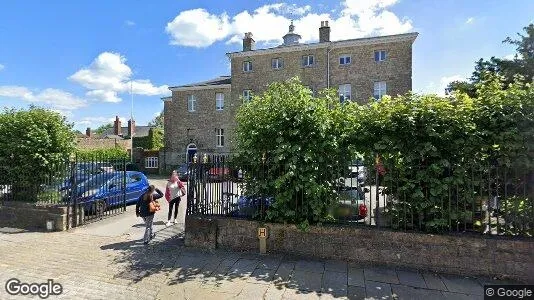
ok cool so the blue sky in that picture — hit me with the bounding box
[0,0,533,131]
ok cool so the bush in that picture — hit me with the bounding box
[234,78,357,225]
[75,147,129,160]
[0,106,75,200]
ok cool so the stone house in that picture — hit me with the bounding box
[162,21,418,168]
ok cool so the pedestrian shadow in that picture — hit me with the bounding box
[131,221,166,228]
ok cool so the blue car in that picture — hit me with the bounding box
[70,171,149,215]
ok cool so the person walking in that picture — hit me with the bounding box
[136,185,163,244]
[165,170,185,226]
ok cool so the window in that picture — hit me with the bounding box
[338,84,351,103]
[243,61,253,72]
[374,50,387,62]
[216,93,224,110]
[302,55,314,67]
[128,174,143,183]
[216,128,224,147]
[272,58,283,69]
[339,55,351,65]
[374,81,387,100]
[243,89,252,103]
[187,95,196,112]
[145,157,158,169]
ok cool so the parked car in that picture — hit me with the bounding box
[229,196,273,217]
[207,167,231,182]
[59,162,115,190]
[66,171,149,215]
[348,159,367,183]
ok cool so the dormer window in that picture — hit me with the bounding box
[243,61,253,72]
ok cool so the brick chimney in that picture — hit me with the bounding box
[128,119,135,137]
[113,116,121,136]
[86,127,91,137]
[319,21,330,43]
[242,32,255,51]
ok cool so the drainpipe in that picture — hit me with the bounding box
[327,45,333,89]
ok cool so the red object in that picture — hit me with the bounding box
[359,203,368,217]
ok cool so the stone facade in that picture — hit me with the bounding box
[163,22,418,167]
[185,216,534,283]
[0,202,84,231]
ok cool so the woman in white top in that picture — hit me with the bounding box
[165,170,185,226]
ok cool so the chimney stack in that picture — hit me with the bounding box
[319,21,330,43]
[86,127,91,137]
[114,116,121,136]
[242,32,255,51]
[128,119,136,137]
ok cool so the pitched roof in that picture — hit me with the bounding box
[169,76,231,89]
[100,125,155,138]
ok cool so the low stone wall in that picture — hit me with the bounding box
[185,215,534,283]
[0,202,84,231]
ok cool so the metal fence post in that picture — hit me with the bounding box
[122,158,127,212]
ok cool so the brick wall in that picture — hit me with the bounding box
[185,216,534,283]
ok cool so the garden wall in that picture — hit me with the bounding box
[0,202,83,231]
[185,215,534,283]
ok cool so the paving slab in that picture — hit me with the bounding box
[365,281,392,299]
[364,267,400,284]
[422,273,448,291]
[288,270,324,292]
[392,284,445,300]
[295,260,325,273]
[274,261,296,283]
[324,260,348,273]
[440,275,484,295]
[264,284,287,300]
[322,271,348,297]
[347,267,365,287]
[396,269,427,288]
[250,267,276,283]
[442,291,483,300]
[347,286,366,300]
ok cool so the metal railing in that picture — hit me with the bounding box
[185,154,533,237]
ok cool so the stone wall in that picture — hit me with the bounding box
[76,137,131,150]
[185,216,534,283]
[0,202,84,231]
[164,86,233,159]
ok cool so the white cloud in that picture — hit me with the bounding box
[465,17,475,24]
[503,53,516,60]
[69,52,169,102]
[75,116,126,128]
[166,0,413,48]
[0,86,86,110]
[0,64,4,71]
[125,20,136,26]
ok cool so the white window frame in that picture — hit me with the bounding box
[375,50,387,62]
[243,61,253,72]
[243,90,252,103]
[145,157,159,169]
[272,58,283,69]
[374,81,387,100]
[216,128,224,147]
[338,84,351,103]
[339,55,351,65]
[302,55,314,67]
[215,93,224,110]
[187,95,196,112]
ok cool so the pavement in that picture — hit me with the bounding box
[0,178,519,299]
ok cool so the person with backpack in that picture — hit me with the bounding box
[165,170,186,226]
[136,185,163,244]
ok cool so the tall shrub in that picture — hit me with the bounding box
[234,78,356,225]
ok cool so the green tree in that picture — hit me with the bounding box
[0,106,76,199]
[148,111,164,130]
[94,123,113,135]
[234,78,356,225]
[447,23,534,96]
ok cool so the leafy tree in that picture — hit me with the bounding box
[94,123,113,135]
[148,111,164,130]
[233,78,356,226]
[0,106,76,199]
[447,23,534,96]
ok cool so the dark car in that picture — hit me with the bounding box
[67,171,149,215]
[175,164,190,181]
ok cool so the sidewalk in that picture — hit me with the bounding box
[0,220,517,300]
